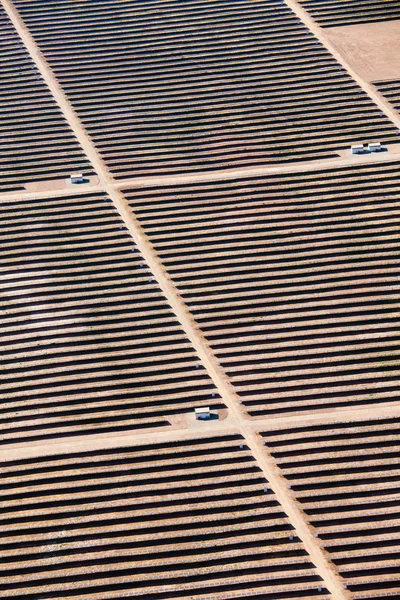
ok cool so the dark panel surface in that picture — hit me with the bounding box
[127,160,400,417]
[0,191,222,446]
[298,0,400,28]
[262,417,400,598]
[0,8,92,192]
[0,433,329,600]
[13,0,400,177]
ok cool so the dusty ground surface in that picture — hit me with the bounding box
[24,174,100,192]
[324,19,400,82]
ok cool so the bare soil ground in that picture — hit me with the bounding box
[24,174,100,192]
[324,19,400,82]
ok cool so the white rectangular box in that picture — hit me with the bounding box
[195,407,211,420]
[351,144,365,154]
[70,173,84,184]
[368,142,382,152]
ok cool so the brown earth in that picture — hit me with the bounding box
[324,19,400,82]
[24,174,100,192]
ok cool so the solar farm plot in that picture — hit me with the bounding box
[126,160,400,418]
[11,0,400,178]
[0,7,92,193]
[0,432,330,600]
[261,416,400,599]
[374,80,400,113]
[297,0,400,28]
[0,191,223,447]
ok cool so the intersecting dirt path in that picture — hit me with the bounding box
[1,1,399,598]
[284,0,400,132]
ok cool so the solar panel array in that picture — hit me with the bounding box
[11,0,400,178]
[297,0,400,28]
[0,191,223,447]
[262,417,400,599]
[0,433,329,600]
[1,0,400,597]
[127,160,400,417]
[0,8,92,192]
[374,80,400,115]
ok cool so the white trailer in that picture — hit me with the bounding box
[70,173,85,184]
[195,407,211,420]
[351,144,365,155]
[368,142,382,152]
